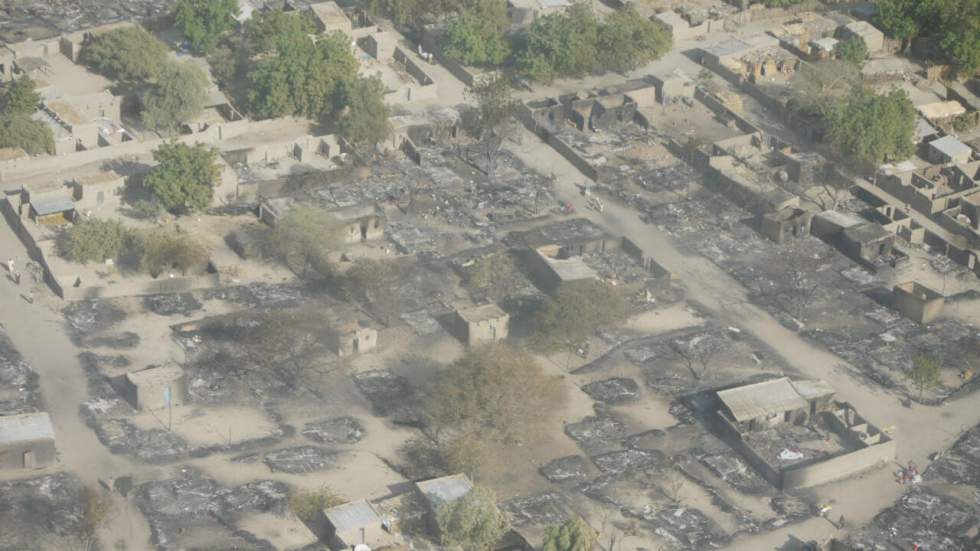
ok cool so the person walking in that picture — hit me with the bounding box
[5,258,13,273]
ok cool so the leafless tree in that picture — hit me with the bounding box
[670,332,723,380]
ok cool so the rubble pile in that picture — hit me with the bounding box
[0,331,40,414]
[501,492,570,527]
[581,377,640,404]
[539,455,589,483]
[63,299,126,343]
[564,415,628,454]
[352,369,423,426]
[0,473,95,550]
[0,0,176,40]
[302,416,365,445]
[143,293,203,317]
[847,487,978,551]
[135,467,287,551]
[263,445,339,473]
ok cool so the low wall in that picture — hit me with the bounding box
[713,413,783,486]
[420,27,478,87]
[621,237,672,287]
[545,131,598,180]
[782,439,896,489]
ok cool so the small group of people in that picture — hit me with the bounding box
[897,460,921,485]
[5,257,33,303]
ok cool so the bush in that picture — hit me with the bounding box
[60,218,131,264]
[336,76,391,153]
[436,486,509,551]
[141,230,210,276]
[834,37,868,66]
[0,77,41,116]
[80,26,169,82]
[290,486,345,523]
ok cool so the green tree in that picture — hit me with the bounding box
[144,142,221,213]
[436,486,509,551]
[0,77,40,116]
[140,229,210,276]
[517,3,601,82]
[142,62,210,133]
[441,9,511,66]
[245,8,317,55]
[835,37,868,66]
[246,23,359,119]
[909,355,942,398]
[173,0,239,55]
[368,0,458,27]
[426,344,563,455]
[0,114,53,155]
[290,486,346,523]
[80,26,169,82]
[532,280,628,354]
[824,87,915,166]
[60,218,131,264]
[269,205,344,279]
[874,0,923,42]
[542,518,597,551]
[597,6,672,73]
[336,76,391,155]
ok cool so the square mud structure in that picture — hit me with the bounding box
[0,412,56,470]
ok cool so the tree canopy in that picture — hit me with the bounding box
[464,73,519,181]
[144,142,221,213]
[542,518,597,551]
[824,87,915,166]
[426,343,563,469]
[60,218,131,264]
[441,1,511,66]
[269,205,344,279]
[336,76,392,154]
[909,355,942,398]
[532,280,629,352]
[875,0,980,74]
[0,114,54,155]
[0,77,40,116]
[173,0,239,55]
[517,4,670,82]
[141,62,210,133]
[140,229,210,276]
[0,78,52,155]
[436,486,509,551]
[80,26,170,82]
[245,19,359,119]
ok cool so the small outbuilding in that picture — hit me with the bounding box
[760,207,812,244]
[416,473,474,533]
[453,303,509,345]
[329,321,378,357]
[0,412,56,470]
[892,281,944,324]
[121,366,185,411]
[317,499,399,550]
[309,1,353,36]
[928,135,974,165]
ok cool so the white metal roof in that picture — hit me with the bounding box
[0,412,55,445]
[717,377,809,423]
[416,473,473,508]
[325,500,381,534]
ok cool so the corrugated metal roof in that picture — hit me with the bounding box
[416,474,473,508]
[930,135,972,159]
[325,500,381,533]
[790,379,835,402]
[0,412,55,445]
[31,196,74,216]
[717,378,809,423]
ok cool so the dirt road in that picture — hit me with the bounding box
[506,128,980,545]
[0,221,151,549]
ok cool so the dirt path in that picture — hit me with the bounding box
[0,222,151,550]
[506,128,980,543]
